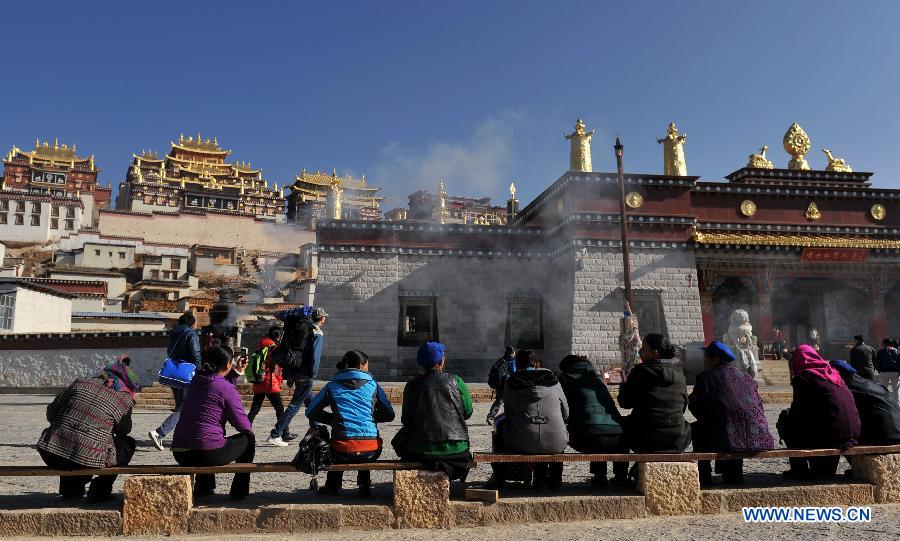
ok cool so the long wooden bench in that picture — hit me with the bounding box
[0,461,425,477]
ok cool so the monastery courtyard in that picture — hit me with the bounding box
[2,393,898,539]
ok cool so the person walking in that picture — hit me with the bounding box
[486,346,516,424]
[874,339,900,404]
[37,360,139,502]
[850,335,877,381]
[246,327,295,442]
[149,312,201,451]
[171,343,255,500]
[267,307,327,446]
[306,350,395,497]
[393,342,473,481]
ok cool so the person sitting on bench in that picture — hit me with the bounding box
[490,350,569,490]
[689,341,774,486]
[36,359,139,502]
[306,350,395,498]
[778,345,860,480]
[617,333,691,456]
[392,342,473,481]
[171,343,255,500]
[557,354,627,486]
[830,360,900,445]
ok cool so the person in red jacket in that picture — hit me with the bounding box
[247,326,296,441]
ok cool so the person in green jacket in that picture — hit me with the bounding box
[558,354,628,486]
[393,342,473,480]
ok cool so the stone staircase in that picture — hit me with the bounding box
[762,358,791,386]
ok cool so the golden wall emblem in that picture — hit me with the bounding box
[871,203,886,221]
[805,202,822,221]
[740,200,757,217]
[625,191,643,209]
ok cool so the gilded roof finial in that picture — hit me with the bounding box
[565,118,594,172]
[657,122,688,176]
[332,167,337,177]
[34,138,40,149]
[783,122,811,170]
[822,148,852,173]
[53,138,59,149]
[510,182,517,199]
[747,146,774,169]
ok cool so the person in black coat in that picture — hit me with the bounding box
[779,345,861,479]
[830,360,900,445]
[617,334,691,454]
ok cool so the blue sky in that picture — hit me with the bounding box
[2,1,899,209]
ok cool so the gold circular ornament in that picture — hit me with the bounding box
[625,191,643,209]
[871,203,886,221]
[740,200,757,217]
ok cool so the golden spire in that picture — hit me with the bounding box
[783,122,811,170]
[54,138,59,149]
[509,182,517,199]
[657,122,688,176]
[565,118,595,172]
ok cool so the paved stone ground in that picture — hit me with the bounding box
[0,391,863,512]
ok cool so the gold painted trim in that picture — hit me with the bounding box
[691,229,900,249]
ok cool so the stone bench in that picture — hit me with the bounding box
[473,444,900,515]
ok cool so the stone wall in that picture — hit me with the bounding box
[98,210,314,253]
[316,252,552,382]
[572,247,704,368]
[0,332,168,387]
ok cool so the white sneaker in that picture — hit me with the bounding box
[148,430,165,451]
[267,436,289,447]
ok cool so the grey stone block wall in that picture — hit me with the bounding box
[0,347,168,388]
[571,248,704,369]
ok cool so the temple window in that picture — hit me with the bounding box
[30,215,40,226]
[0,201,7,211]
[631,290,667,336]
[66,207,75,218]
[14,214,24,225]
[64,219,74,231]
[50,219,59,229]
[31,202,41,213]
[398,296,439,345]
[506,298,544,349]
[15,201,25,213]
[170,259,181,270]
[0,293,14,330]
[0,214,7,225]
[51,205,59,217]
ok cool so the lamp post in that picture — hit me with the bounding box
[615,135,633,309]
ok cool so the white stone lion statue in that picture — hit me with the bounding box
[722,309,760,377]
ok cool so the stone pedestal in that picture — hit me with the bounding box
[121,475,193,535]
[853,454,900,503]
[393,470,450,528]
[637,462,701,515]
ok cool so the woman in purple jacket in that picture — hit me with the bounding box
[172,344,255,500]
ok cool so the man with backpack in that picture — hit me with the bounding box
[267,307,327,447]
[149,312,201,451]
[245,326,297,441]
[486,346,516,424]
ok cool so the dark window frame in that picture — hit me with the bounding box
[630,289,667,337]
[398,296,439,346]
[505,297,544,350]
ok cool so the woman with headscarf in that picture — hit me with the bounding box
[36,360,139,502]
[778,345,861,479]
[617,333,691,454]
[689,341,773,485]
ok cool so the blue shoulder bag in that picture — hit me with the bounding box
[158,331,196,388]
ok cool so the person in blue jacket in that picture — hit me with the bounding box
[149,312,202,451]
[306,350,395,497]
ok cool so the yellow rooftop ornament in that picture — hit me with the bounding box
[822,148,852,173]
[565,118,594,172]
[657,122,688,176]
[747,146,774,169]
[783,122,811,170]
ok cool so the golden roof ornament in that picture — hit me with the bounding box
[565,118,594,172]
[747,146,774,169]
[871,203,886,221]
[509,182,517,200]
[783,122,811,170]
[740,200,757,217]
[805,201,821,221]
[657,122,688,176]
[822,148,852,173]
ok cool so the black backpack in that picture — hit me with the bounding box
[488,357,511,390]
[292,425,332,475]
[273,316,314,373]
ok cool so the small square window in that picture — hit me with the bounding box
[14,214,24,225]
[31,202,41,213]
[506,298,544,349]
[631,291,667,337]
[50,218,59,229]
[0,214,7,224]
[398,296,438,346]
[95,250,101,256]
[119,252,126,259]
[51,205,59,217]
[64,219,74,231]
[151,269,160,279]
[15,201,25,213]
[0,201,8,211]
[30,214,40,226]
[66,207,75,218]
[170,259,181,269]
